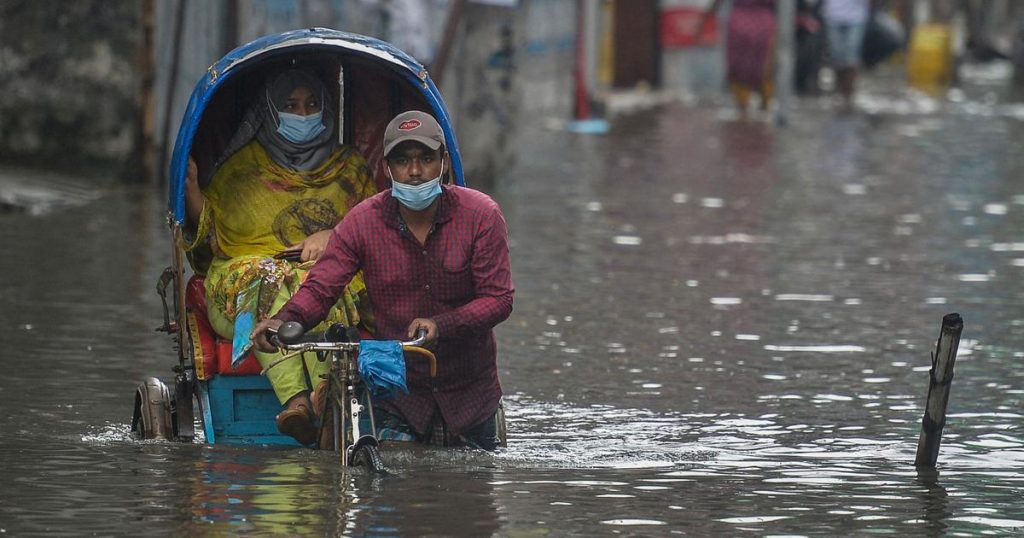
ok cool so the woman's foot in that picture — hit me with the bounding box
[276,394,316,446]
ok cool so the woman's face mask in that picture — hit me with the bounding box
[272,85,327,144]
[276,110,326,144]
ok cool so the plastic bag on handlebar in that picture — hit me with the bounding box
[357,340,409,400]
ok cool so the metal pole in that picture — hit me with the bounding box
[914,313,964,468]
[138,0,156,183]
[158,0,188,184]
[430,0,467,89]
[775,0,796,126]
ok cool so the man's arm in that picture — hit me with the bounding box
[432,205,514,337]
[274,218,363,329]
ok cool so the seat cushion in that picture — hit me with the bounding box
[185,275,262,378]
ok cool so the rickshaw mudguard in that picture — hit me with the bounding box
[347,434,380,461]
[132,377,174,440]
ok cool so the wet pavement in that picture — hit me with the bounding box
[1,65,1023,535]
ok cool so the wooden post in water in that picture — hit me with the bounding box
[915,313,964,468]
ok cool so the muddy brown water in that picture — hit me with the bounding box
[1,78,1022,535]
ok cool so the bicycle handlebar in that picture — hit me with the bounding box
[269,321,428,349]
[264,321,437,377]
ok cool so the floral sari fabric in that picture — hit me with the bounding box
[186,140,377,364]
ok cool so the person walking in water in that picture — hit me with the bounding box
[701,0,778,119]
[823,0,871,111]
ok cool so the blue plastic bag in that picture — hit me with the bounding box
[231,310,255,367]
[358,340,409,400]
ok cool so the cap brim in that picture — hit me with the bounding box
[384,135,442,157]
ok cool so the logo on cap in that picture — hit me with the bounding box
[398,120,422,131]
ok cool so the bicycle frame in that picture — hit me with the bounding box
[268,327,436,469]
[318,344,375,468]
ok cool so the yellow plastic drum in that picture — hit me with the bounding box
[906,24,954,90]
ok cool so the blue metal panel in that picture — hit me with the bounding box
[169,28,465,225]
[200,376,300,446]
[197,382,216,444]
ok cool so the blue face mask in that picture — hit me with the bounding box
[390,162,444,211]
[276,111,326,144]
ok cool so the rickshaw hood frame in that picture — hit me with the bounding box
[167,27,465,226]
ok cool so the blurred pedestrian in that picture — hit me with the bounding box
[795,0,825,94]
[701,0,778,119]
[822,0,871,110]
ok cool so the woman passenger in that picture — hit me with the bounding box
[701,0,778,119]
[184,68,377,445]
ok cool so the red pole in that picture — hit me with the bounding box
[432,0,467,89]
[574,0,591,120]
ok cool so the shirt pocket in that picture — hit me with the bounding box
[365,247,416,293]
[435,248,474,303]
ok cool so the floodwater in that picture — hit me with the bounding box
[2,71,1023,536]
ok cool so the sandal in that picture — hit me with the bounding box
[276,404,316,446]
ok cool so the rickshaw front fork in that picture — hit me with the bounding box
[349,396,364,440]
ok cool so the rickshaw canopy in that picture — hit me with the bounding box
[168,27,465,226]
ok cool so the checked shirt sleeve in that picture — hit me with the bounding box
[274,219,363,330]
[432,204,514,337]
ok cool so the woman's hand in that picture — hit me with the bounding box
[301,229,333,261]
[279,229,333,262]
[184,156,205,226]
[407,318,438,346]
[251,318,285,353]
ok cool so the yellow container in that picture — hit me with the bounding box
[906,24,954,90]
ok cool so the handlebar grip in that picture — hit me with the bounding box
[275,321,307,345]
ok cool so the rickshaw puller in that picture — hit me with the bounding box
[252,111,514,450]
[184,68,377,446]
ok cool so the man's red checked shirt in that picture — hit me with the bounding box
[275,185,514,435]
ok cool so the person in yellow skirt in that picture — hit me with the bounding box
[184,68,377,445]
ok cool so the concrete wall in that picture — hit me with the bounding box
[0,1,144,178]
[515,0,576,118]
[153,0,518,187]
[0,0,577,186]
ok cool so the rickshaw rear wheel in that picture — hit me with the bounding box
[131,377,174,440]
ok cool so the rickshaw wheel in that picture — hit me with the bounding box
[350,444,386,474]
[131,377,174,440]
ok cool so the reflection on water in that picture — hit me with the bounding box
[2,70,1024,535]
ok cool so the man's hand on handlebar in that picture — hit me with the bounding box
[407,318,438,346]
[251,318,285,353]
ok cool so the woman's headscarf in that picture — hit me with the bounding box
[212,68,338,177]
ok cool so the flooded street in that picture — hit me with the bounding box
[2,71,1023,535]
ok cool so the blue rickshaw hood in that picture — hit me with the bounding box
[167,27,464,225]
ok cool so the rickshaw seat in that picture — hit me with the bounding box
[185,275,263,379]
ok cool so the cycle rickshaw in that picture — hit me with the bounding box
[132,28,478,468]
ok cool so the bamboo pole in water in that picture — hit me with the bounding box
[915,313,964,468]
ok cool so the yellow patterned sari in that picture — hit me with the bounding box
[186,140,377,373]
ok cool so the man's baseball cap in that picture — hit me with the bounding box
[383,110,444,157]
